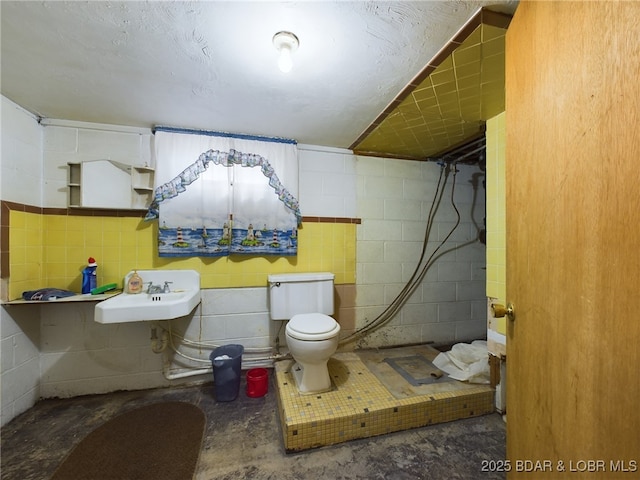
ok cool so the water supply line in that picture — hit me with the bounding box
[163,323,274,353]
[339,161,479,346]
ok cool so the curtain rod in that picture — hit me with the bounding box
[153,126,297,145]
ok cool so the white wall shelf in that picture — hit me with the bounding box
[67,161,154,210]
[131,166,155,209]
[2,291,121,305]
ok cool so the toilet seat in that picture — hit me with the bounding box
[286,313,340,341]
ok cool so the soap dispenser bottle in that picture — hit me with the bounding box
[82,257,98,294]
[127,270,143,294]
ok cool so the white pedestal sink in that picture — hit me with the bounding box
[95,270,201,324]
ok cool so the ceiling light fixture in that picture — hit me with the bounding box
[273,31,299,73]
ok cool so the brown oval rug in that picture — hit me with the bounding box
[51,401,205,480]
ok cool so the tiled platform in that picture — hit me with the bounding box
[275,346,494,452]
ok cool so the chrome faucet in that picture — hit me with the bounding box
[146,282,162,294]
[146,281,173,294]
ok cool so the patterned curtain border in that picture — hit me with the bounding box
[144,149,302,226]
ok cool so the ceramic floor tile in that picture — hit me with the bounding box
[275,346,494,451]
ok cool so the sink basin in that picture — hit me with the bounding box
[95,270,201,323]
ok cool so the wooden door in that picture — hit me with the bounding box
[505,2,640,478]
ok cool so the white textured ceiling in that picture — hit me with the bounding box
[1,1,517,149]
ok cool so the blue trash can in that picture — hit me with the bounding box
[210,344,244,401]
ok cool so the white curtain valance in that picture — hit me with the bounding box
[147,128,301,257]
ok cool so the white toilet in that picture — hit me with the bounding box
[268,272,341,394]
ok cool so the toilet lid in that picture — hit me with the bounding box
[286,313,340,341]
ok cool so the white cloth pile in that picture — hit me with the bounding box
[432,340,490,384]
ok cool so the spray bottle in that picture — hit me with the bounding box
[82,257,98,294]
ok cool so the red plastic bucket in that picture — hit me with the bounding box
[246,368,269,398]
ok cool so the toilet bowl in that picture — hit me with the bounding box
[268,272,339,394]
[285,313,341,394]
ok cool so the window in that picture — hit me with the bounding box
[145,128,301,257]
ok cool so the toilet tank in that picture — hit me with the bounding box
[268,272,335,320]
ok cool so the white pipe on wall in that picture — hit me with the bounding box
[152,320,288,380]
[162,358,278,380]
[164,367,213,380]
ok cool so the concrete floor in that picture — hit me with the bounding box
[1,374,506,480]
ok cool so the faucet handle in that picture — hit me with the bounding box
[162,281,173,293]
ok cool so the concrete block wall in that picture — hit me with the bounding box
[39,302,167,398]
[298,144,357,218]
[354,156,486,348]
[0,101,362,425]
[1,98,43,425]
[1,93,487,426]
[37,287,273,399]
[0,306,41,425]
[163,287,272,377]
